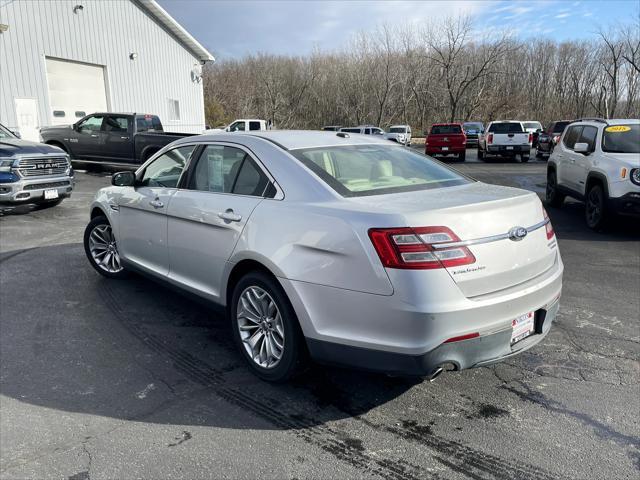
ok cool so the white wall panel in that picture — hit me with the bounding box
[0,0,206,134]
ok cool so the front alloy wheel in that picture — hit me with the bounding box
[585,184,608,230]
[84,215,127,278]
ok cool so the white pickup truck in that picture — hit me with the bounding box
[204,119,270,134]
[478,121,533,162]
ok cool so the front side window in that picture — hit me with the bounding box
[78,115,103,133]
[389,127,407,133]
[228,122,245,132]
[578,126,598,151]
[292,145,472,197]
[140,145,195,188]
[563,126,582,149]
[602,124,640,153]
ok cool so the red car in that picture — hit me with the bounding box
[425,123,467,161]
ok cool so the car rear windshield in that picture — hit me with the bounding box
[136,115,163,132]
[291,145,472,197]
[488,123,524,133]
[602,124,640,153]
[523,122,542,130]
[430,125,462,134]
[463,123,483,131]
[389,127,407,133]
[552,122,570,133]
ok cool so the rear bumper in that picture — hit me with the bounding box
[280,251,563,375]
[426,146,466,155]
[487,145,530,156]
[609,192,640,216]
[307,300,558,376]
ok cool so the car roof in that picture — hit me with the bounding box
[431,122,463,126]
[193,130,393,150]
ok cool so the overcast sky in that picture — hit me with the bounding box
[158,0,638,60]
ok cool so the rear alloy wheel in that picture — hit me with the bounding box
[585,184,608,230]
[231,272,306,382]
[84,215,127,278]
[545,170,565,208]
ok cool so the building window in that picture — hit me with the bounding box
[75,111,86,118]
[53,110,65,117]
[168,99,180,121]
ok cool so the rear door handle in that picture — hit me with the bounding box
[149,199,164,209]
[218,210,242,222]
[90,134,99,138]
[120,136,129,140]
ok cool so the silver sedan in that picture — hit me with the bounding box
[84,131,563,382]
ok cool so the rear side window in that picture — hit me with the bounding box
[248,121,262,131]
[104,116,130,133]
[431,125,462,134]
[563,126,582,149]
[552,122,570,134]
[228,122,245,132]
[291,145,472,197]
[233,159,269,196]
[488,123,523,134]
[578,126,598,151]
[340,128,361,133]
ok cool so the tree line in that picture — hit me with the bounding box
[202,15,640,134]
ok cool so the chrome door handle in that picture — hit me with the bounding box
[218,210,242,222]
[90,134,99,138]
[149,199,164,209]
[120,136,129,139]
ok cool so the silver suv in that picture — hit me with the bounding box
[546,118,640,229]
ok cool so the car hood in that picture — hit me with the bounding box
[602,152,640,168]
[0,138,65,157]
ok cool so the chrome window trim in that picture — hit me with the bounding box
[432,218,549,250]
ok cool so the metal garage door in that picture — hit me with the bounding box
[45,58,108,126]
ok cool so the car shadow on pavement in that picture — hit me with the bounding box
[0,243,416,432]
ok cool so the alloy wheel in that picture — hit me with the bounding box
[88,224,123,273]
[237,286,285,369]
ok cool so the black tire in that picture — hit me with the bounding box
[585,184,608,230]
[535,148,542,158]
[546,170,565,208]
[230,271,307,382]
[521,154,529,162]
[83,215,128,279]
[477,147,484,160]
[459,150,466,162]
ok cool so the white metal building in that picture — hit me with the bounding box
[0,0,214,141]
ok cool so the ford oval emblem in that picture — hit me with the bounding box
[508,226,528,241]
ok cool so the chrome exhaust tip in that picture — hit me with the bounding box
[427,366,444,382]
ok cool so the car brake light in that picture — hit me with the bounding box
[368,227,476,269]
[543,208,555,240]
[528,133,533,144]
[487,133,493,144]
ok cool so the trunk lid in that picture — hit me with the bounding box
[350,182,557,297]
[427,133,466,148]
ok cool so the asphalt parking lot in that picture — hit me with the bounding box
[1,152,639,480]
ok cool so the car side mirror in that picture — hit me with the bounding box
[112,171,136,187]
[573,142,590,154]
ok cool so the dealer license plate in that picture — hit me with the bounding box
[44,189,59,200]
[511,311,534,345]
[506,146,514,150]
[441,146,449,151]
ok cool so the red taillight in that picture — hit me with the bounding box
[368,226,476,269]
[487,133,493,144]
[553,135,560,144]
[543,208,555,239]
[444,332,480,343]
[528,133,533,144]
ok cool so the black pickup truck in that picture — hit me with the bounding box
[40,113,195,167]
